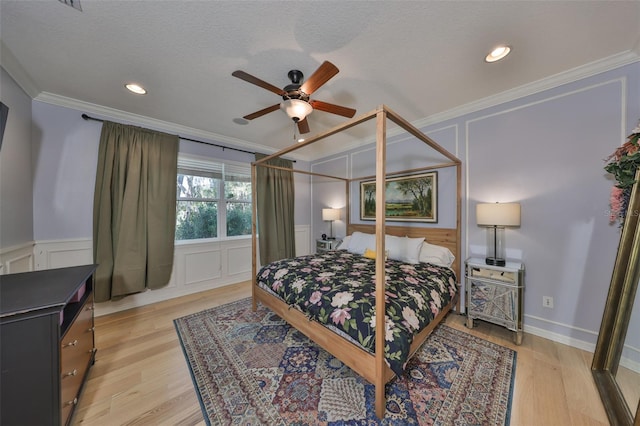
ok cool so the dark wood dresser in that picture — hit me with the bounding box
[0,264,97,426]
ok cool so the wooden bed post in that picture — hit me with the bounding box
[251,162,258,311]
[374,106,387,419]
[456,161,462,307]
[250,105,463,421]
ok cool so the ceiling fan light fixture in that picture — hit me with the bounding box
[280,99,313,122]
[485,45,511,63]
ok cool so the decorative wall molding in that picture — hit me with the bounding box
[412,51,639,131]
[0,241,35,274]
[31,224,310,316]
[295,224,311,256]
[18,41,637,165]
[34,239,93,270]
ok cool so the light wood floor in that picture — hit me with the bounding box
[72,281,611,426]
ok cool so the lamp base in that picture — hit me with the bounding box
[485,257,506,267]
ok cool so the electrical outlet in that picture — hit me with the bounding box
[542,296,554,308]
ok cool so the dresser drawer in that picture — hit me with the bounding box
[60,295,95,424]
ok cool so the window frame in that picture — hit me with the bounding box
[175,153,252,243]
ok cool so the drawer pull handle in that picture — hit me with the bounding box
[63,369,78,377]
[65,398,78,406]
[63,339,78,348]
[87,305,95,311]
[87,327,95,332]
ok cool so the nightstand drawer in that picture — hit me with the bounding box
[469,266,517,283]
[316,239,341,252]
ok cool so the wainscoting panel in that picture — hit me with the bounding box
[295,224,311,256]
[34,239,93,270]
[184,248,222,285]
[0,242,35,274]
[32,227,309,316]
[227,245,252,276]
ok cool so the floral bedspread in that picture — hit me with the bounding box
[256,250,457,376]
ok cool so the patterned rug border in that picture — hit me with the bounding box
[174,297,517,426]
[174,320,213,426]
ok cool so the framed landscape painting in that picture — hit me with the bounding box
[360,172,437,222]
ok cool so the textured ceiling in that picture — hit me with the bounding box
[1,1,639,160]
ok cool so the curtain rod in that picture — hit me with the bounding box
[81,113,283,159]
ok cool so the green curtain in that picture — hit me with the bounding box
[255,154,295,264]
[93,121,179,302]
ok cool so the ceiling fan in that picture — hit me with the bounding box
[232,61,356,134]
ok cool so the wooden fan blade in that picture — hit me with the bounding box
[309,100,356,118]
[300,61,339,95]
[297,118,310,134]
[232,70,286,96]
[243,104,281,120]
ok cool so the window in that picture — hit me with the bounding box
[175,155,252,241]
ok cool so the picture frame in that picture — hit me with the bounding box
[360,171,437,222]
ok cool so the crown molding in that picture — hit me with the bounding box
[32,91,303,159]
[7,40,638,163]
[411,50,640,130]
[0,40,40,98]
[310,51,640,162]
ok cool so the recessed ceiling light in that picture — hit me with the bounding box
[125,83,147,95]
[485,45,511,63]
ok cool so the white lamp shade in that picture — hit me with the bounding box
[322,208,340,221]
[280,99,313,121]
[476,203,521,226]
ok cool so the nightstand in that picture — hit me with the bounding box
[316,238,342,253]
[465,257,525,345]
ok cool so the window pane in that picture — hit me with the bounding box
[225,180,251,201]
[226,202,252,236]
[177,174,219,200]
[176,201,217,240]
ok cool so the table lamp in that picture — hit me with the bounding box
[322,208,340,240]
[476,202,521,266]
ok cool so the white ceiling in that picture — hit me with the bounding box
[1,1,639,160]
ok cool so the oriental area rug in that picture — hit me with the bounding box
[174,298,516,426]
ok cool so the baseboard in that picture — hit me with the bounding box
[93,277,247,316]
[523,322,596,353]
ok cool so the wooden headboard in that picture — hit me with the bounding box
[347,223,461,281]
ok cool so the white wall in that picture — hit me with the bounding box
[0,68,34,273]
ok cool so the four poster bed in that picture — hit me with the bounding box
[251,105,462,419]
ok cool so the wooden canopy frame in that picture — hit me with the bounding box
[251,104,462,418]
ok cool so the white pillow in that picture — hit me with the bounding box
[385,235,424,264]
[336,236,351,250]
[346,232,424,263]
[347,232,376,255]
[419,242,455,267]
